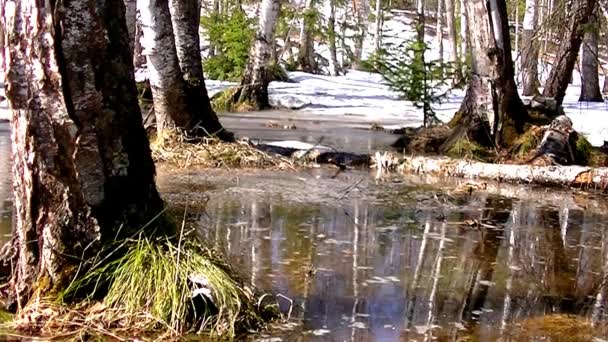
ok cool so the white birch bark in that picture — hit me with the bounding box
[352,0,369,69]
[459,0,470,65]
[436,0,444,62]
[445,0,460,80]
[137,0,189,132]
[381,155,608,190]
[374,0,383,53]
[324,0,341,75]
[521,0,539,96]
[235,0,281,108]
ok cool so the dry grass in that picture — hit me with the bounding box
[150,130,301,170]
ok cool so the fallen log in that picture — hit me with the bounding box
[374,153,608,192]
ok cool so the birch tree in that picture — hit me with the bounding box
[459,0,470,67]
[436,0,444,62]
[443,0,528,150]
[232,0,281,109]
[578,7,603,102]
[325,0,341,75]
[542,0,597,105]
[298,0,318,72]
[3,0,164,305]
[374,0,384,53]
[445,0,461,81]
[138,0,229,138]
[521,0,540,96]
[352,0,370,69]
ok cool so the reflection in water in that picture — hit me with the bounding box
[198,188,608,340]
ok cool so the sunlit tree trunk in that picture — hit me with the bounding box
[0,0,6,71]
[521,0,540,96]
[459,0,470,66]
[445,0,460,81]
[416,0,426,43]
[3,0,164,307]
[233,0,281,109]
[374,0,384,53]
[542,0,596,105]
[138,0,190,133]
[169,0,227,137]
[325,0,341,75]
[351,0,369,69]
[578,7,603,102]
[298,0,318,72]
[436,0,444,62]
[443,0,527,150]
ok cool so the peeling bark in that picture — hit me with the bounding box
[4,0,164,306]
[233,0,281,109]
[542,0,596,105]
[390,156,608,190]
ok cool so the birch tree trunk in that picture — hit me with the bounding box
[436,0,444,62]
[0,1,5,71]
[233,0,281,109]
[444,0,527,150]
[445,0,460,80]
[351,0,369,69]
[298,0,318,72]
[325,0,341,75]
[374,0,383,53]
[138,0,190,133]
[542,0,596,105]
[169,0,227,137]
[3,0,164,306]
[459,0,470,67]
[521,0,540,96]
[578,7,603,102]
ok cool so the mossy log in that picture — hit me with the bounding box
[388,156,608,191]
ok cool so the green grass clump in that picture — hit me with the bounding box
[573,134,592,166]
[62,236,266,337]
[445,137,489,160]
[211,87,238,113]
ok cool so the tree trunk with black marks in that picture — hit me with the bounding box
[521,0,540,96]
[443,0,528,151]
[298,0,318,72]
[459,0,470,68]
[138,0,191,133]
[133,8,146,68]
[578,6,603,102]
[542,0,596,105]
[325,0,341,75]
[233,0,281,109]
[169,0,229,138]
[3,0,164,307]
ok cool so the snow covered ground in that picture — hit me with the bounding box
[2,11,607,147]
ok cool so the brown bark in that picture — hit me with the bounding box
[298,0,318,72]
[444,0,527,150]
[542,0,597,105]
[4,0,164,306]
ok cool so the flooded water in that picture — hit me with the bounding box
[220,111,401,154]
[2,122,608,340]
[159,167,608,341]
